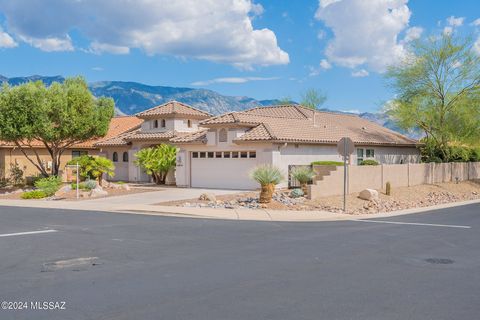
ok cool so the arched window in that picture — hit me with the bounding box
[187,119,192,128]
[161,119,166,128]
[219,128,228,142]
[153,120,158,128]
[123,152,129,162]
[112,152,118,162]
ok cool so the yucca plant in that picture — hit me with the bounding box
[291,166,316,194]
[250,165,284,203]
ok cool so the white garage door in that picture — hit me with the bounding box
[190,151,258,190]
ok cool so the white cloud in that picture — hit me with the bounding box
[404,26,423,42]
[308,59,332,76]
[89,42,130,55]
[351,69,369,77]
[443,26,453,35]
[20,35,73,52]
[0,0,288,68]
[320,59,332,69]
[472,18,480,26]
[341,109,361,114]
[92,67,104,71]
[0,27,17,48]
[315,0,412,72]
[191,76,279,86]
[444,16,465,35]
[447,16,464,27]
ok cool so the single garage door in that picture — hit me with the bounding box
[190,151,258,189]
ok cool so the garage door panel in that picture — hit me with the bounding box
[191,158,257,190]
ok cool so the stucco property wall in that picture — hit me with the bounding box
[308,162,480,199]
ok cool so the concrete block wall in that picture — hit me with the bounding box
[308,162,480,199]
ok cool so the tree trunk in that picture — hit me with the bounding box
[259,183,275,203]
[300,182,308,195]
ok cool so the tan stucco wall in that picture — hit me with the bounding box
[99,147,131,182]
[308,162,480,199]
[0,147,98,179]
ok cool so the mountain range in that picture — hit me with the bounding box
[0,75,419,138]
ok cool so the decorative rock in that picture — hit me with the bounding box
[89,187,108,198]
[359,189,379,201]
[199,193,216,202]
[54,185,72,197]
[121,184,130,191]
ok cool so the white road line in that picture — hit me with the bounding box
[0,229,58,238]
[352,219,471,229]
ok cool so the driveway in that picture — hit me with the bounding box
[0,203,479,319]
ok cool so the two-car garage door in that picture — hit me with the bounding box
[190,151,258,190]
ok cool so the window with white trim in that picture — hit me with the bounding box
[357,148,375,165]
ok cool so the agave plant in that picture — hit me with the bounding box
[291,166,316,194]
[249,165,284,203]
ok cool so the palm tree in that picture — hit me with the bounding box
[135,144,177,184]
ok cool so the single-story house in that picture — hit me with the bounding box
[95,101,420,189]
[0,116,142,180]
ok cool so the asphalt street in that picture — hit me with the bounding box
[0,204,479,320]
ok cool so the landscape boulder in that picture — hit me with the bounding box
[54,185,72,197]
[359,189,379,201]
[89,187,108,198]
[199,193,216,202]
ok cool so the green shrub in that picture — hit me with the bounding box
[311,161,344,166]
[290,188,304,198]
[34,176,62,196]
[291,166,316,184]
[9,163,24,186]
[21,190,47,199]
[250,165,284,186]
[71,179,97,191]
[359,159,379,166]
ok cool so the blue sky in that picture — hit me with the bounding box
[0,0,479,113]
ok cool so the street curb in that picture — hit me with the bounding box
[113,199,480,222]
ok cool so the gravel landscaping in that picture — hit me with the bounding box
[0,182,155,201]
[158,180,480,214]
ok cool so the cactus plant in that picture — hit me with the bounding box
[386,181,392,196]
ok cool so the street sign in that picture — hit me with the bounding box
[337,137,355,157]
[337,137,355,212]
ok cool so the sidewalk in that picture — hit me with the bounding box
[1,191,479,222]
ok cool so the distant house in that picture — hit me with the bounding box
[95,101,420,189]
[0,116,142,179]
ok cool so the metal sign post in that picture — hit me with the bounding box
[65,163,80,199]
[76,162,79,200]
[337,137,355,212]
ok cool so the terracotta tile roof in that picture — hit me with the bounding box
[124,130,176,142]
[94,129,139,147]
[201,105,417,146]
[136,100,211,119]
[1,116,143,149]
[89,116,143,147]
[170,129,208,144]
